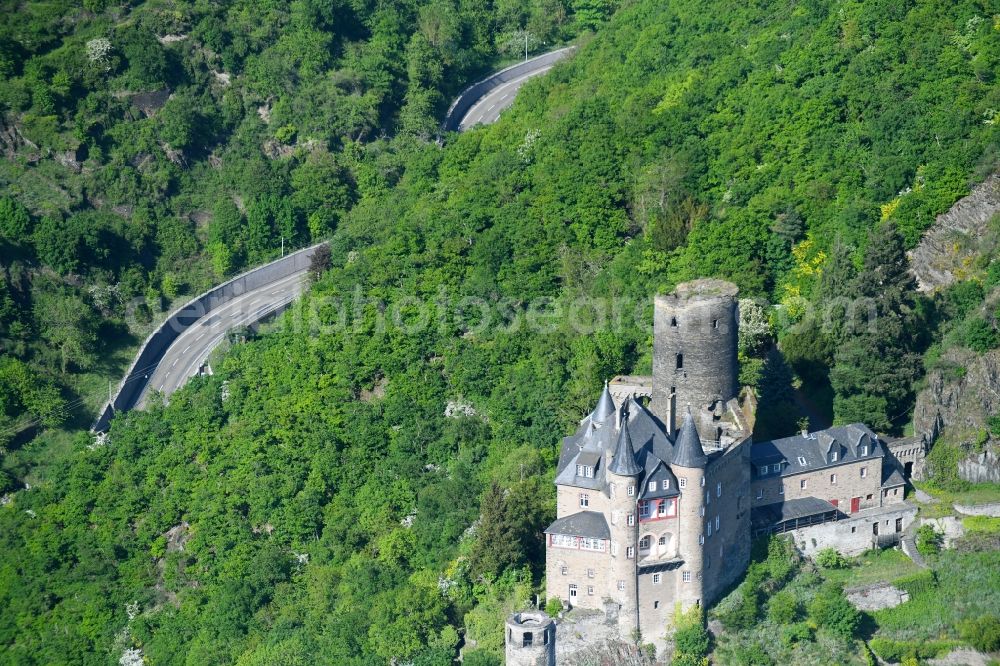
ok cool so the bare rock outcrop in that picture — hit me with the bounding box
[908,174,1000,293]
[910,174,1000,292]
[914,348,1000,441]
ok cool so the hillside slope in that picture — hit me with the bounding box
[1,0,999,664]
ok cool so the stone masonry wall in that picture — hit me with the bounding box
[751,457,886,513]
[791,503,917,557]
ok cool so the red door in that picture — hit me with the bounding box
[830,499,839,509]
[850,497,860,513]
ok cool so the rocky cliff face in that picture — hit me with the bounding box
[914,347,1000,482]
[908,174,1000,293]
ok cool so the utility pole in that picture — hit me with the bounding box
[524,32,528,61]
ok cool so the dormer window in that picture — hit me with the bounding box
[648,481,657,492]
[576,464,594,478]
[772,463,781,473]
[860,445,868,456]
[797,456,807,466]
[830,451,838,463]
[759,465,768,476]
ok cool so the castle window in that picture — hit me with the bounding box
[779,485,784,495]
[759,465,768,476]
[670,317,677,327]
[715,515,720,531]
[639,535,651,550]
[830,474,837,485]
[553,535,577,549]
[717,482,722,497]
[639,502,651,519]
[576,464,594,478]
[800,479,807,490]
[798,456,807,466]
[756,488,763,499]
[654,600,660,609]
[676,353,684,370]
[699,534,705,545]
[657,501,667,517]
[618,580,626,591]
[679,478,687,488]
[560,566,568,575]
[648,481,657,492]
[579,493,590,507]
[587,585,594,596]
[860,467,868,478]
[701,477,705,487]
[682,571,692,583]
[627,513,636,526]
[652,573,662,584]
[659,535,668,545]
[830,451,839,463]
[627,485,636,496]
[580,538,606,552]
[587,568,594,578]
[627,546,635,559]
[707,521,712,537]
[866,493,873,501]
[861,445,868,456]
[713,319,719,329]
[523,632,533,647]
[772,463,781,473]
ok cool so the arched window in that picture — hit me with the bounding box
[676,353,683,370]
[639,535,651,550]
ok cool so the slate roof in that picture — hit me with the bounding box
[544,511,611,539]
[608,409,642,476]
[750,423,883,479]
[672,408,707,468]
[881,466,906,488]
[750,497,838,530]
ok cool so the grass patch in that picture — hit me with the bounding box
[915,480,1000,508]
[874,549,1000,643]
[818,548,922,588]
[963,515,1000,535]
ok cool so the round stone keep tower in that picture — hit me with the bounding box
[505,611,555,666]
[651,278,739,433]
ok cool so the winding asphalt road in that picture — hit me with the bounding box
[447,46,576,132]
[457,65,556,129]
[137,270,307,407]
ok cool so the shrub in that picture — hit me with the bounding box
[673,605,710,661]
[807,583,860,640]
[915,525,942,556]
[869,637,957,662]
[544,597,563,617]
[767,590,799,625]
[815,548,849,569]
[893,569,937,597]
[958,615,1000,652]
[780,622,813,647]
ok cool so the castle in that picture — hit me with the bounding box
[507,279,917,663]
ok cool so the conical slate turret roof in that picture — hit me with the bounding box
[590,381,616,424]
[608,410,642,476]
[672,406,707,468]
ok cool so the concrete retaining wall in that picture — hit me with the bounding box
[955,502,1000,517]
[442,46,576,132]
[92,243,326,432]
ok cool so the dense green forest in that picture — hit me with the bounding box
[2,0,1000,663]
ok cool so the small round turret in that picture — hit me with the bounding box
[505,611,555,666]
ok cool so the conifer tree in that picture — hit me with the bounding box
[830,222,921,431]
[467,481,526,579]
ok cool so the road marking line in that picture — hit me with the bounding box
[270,290,282,295]
[172,358,179,367]
[165,371,170,378]
[500,94,508,100]
[488,104,496,111]
[197,333,205,341]
[159,384,164,391]
[183,345,191,353]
